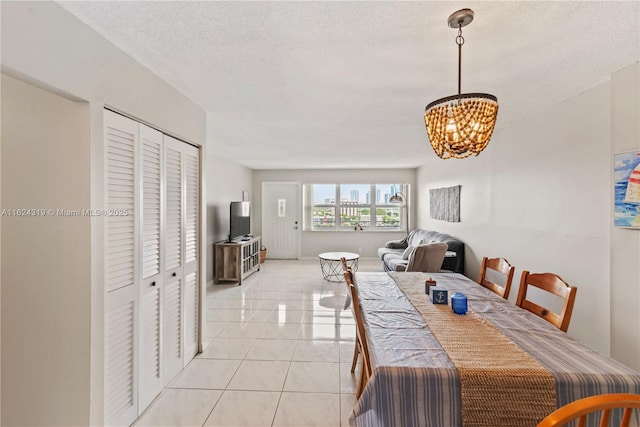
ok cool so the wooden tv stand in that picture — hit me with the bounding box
[214,236,261,285]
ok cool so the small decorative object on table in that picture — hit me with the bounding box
[425,277,437,294]
[430,286,448,304]
[451,292,468,315]
[259,246,267,263]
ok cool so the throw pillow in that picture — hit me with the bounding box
[402,245,415,260]
[385,239,407,249]
[386,233,410,249]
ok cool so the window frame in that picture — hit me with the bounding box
[304,183,408,232]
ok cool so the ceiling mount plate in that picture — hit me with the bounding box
[447,9,474,29]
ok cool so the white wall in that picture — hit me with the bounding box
[0,73,3,422]
[206,145,253,285]
[417,82,612,355]
[0,1,208,424]
[0,101,2,424]
[610,63,640,371]
[0,2,204,145]
[1,74,92,426]
[0,88,2,423]
[253,169,416,258]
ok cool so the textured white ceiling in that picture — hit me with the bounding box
[58,1,639,169]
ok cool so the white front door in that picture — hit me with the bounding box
[262,182,300,259]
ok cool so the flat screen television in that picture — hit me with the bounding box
[229,201,251,241]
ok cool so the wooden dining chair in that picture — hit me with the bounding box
[537,393,640,427]
[343,270,372,398]
[340,256,354,312]
[341,268,359,371]
[340,256,352,273]
[477,257,515,299]
[516,271,577,332]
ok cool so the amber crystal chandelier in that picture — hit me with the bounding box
[425,9,498,159]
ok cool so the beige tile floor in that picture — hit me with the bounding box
[134,258,382,427]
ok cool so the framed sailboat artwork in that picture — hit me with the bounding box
[614,149,640,228]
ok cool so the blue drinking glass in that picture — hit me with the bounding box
[451,292,468,315]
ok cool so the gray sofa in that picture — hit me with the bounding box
[377,229,465,274]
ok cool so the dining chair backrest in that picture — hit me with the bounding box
[343,271,372,378]
[343,270,364,320]
[477,257,515,299]
[340,257,353,310]
[340,256,351,273]
[536,393,640,427]
[516,271,577,332]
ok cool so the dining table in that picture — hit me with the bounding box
[349,271,640,427]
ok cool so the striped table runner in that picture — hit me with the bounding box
[390,272,557,426]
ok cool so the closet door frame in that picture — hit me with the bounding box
[198,144,206,355]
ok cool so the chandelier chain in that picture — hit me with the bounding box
[457,23,463,99]
[456,25,465,47]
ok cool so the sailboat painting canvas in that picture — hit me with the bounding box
[614,149,640,228]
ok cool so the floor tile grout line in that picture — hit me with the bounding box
[269,340,293,427]
[192,260,383,427]
[270,390,284,427]
[165,386,346,395]
[199,393,221,427]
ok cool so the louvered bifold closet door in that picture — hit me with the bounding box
[138,124,164,411]
[183,144,200,359]
[163,135,184,383]
[104,110,139,427]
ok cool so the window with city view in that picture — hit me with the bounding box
[303,183,408,231]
